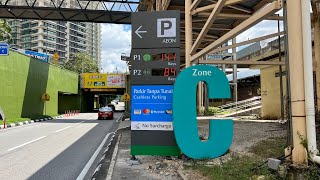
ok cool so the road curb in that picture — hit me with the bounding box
[0,115,64,130]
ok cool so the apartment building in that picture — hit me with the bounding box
[8,0,102,66]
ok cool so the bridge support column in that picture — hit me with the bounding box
[313,5,320,117]
[286,0,308,165]
[185,0,192,68]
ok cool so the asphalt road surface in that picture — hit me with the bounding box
[0,113,122,180]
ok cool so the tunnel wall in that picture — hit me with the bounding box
[0,51,79,119]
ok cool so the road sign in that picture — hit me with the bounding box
[132,11,180,49]
[122,93,130,101]
[0,43,9,56]
[41,93,50,101]
[53,53,59,59]
[130,48,180,85]
[121,55,130,61]
[53,52,59,65]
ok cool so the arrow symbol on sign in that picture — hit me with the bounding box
[135,26,147,39]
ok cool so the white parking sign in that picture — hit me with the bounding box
[157,18,176,38]
[132,11,180,48]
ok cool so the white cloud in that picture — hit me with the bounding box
[236,20,283,50]
[101,24,131,73]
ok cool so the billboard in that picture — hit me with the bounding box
[24,50,49,63]
[81,73,126,89]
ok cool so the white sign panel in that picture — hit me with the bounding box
[107,75,125,88]
[131,122,173,131]
[157,18,176,38]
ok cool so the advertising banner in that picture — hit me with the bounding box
[81,73,126,89]
[24,50,49,63]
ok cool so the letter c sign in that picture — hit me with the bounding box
[173,65,233,159]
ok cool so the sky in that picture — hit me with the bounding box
[101,24,131,73]
[100,10,284,73]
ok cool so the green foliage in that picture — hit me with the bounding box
[0,19,12,43]
[202,107,232,116]
[63,52,99,74]
[297,131,308,149]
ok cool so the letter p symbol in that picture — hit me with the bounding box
[157,18,176,37]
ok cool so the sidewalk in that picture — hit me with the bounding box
[107,118,287,180]
[109,120,183,180]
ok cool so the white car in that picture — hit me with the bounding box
[110,100,125,111]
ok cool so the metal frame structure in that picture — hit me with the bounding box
[0,0,318,167]
[138,0,320,166]
[0,0,139,23]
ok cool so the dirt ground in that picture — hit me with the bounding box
[198,120,287,154]
[118,120,287,180]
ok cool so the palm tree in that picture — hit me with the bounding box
[0,19,12,43]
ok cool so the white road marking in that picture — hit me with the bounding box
[116,113,124,122]
[54,121,84,133]
[55,126,71,133]
[77,114,122,180]
[76,132,114,180]
[106,134,121,180]
[8,136,47,151]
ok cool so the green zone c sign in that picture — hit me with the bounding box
[173,65,233,159]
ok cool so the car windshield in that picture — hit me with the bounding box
[99,107,112,112]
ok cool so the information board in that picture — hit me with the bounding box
[130,10,180,156]
[131,48,180,85]
[131,85,173,123]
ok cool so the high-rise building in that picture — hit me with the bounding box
[7,0,102,66]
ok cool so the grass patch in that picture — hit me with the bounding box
[0,114,59,125]
[250,136,287,159]
[186,156,280,180]
[187,136,288,179]
[187,136,320,179]
[203,107,233,116]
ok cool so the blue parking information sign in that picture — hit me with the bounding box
[0,43,9,56]
[131,85,173,123]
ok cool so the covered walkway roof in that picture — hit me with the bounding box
[0,0,139,24]
[139,0,283,67]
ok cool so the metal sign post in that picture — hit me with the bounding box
[130,11,180,156]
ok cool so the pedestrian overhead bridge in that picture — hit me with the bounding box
[0,0,139,24]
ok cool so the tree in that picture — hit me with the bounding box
[0,19,12,43]
[63,52,99,74]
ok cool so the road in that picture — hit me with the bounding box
[0,113,122,180]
